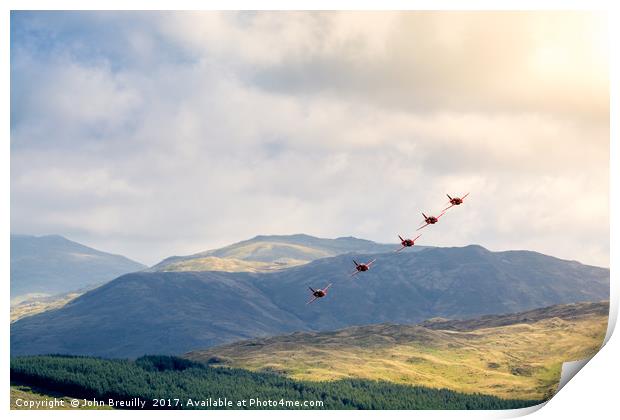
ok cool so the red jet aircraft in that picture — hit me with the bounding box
[417,212,446,231]
[306,284,333,304]
[351,259,376,276]
[395,234,422,252]
[443,193,470,211]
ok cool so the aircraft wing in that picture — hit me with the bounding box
[306,296,319,305]
[416,223,429,231]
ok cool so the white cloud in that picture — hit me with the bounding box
[10,11,609,266]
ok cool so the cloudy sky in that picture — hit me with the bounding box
[10,11,609,266]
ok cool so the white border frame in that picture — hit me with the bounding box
[2,2,617,419]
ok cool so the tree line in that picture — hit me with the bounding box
[11,355,541,410]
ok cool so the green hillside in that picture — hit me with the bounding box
[10,355,540,410]
[10,383,112,410]
[187,301,608,401]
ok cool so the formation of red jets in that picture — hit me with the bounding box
[307,192,470,304]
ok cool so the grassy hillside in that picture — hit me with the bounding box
[159,255,308,273]
[11,292,83,322]
[10,383,111,410]
[10,355,540,410]
[152,234,398,272]
[187,301,608,401]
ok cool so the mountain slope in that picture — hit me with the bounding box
[11,244,609,358]
[250,245,609,324]
[152,234,399,272]
[11,234,146,299]
[186,301,609,401]
[11,291,84,323]
[11,271,308,357]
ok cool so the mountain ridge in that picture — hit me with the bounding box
[11,241,609,358]
[150,233,405,272]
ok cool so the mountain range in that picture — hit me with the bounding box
[10,235,609,358]
[10,234,146,301]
